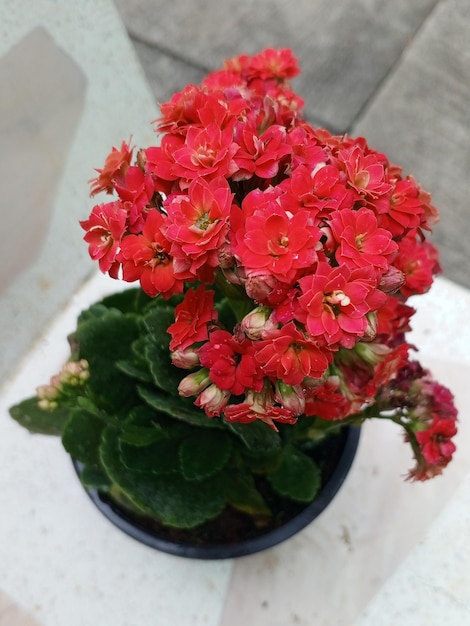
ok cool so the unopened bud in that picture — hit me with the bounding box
[171,347,200,369]
[178,368,210,397]
[379,267,405,293]
[240,306,275,339]
[275,381,305,416]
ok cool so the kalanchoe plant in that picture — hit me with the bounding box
[10,48,458,531]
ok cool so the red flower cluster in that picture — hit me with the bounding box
[81,48,457,473]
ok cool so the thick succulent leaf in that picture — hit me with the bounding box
[179,430,232,481]
[100,427,226,528]
[138,385,225,429]
[9,397,70,436]
[119,406,167,446]
[268,444,321,503]
[62,408,106,465]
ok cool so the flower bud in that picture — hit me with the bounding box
[379,267,405,293]
[275,381,305,416]
[171,347,200,369]
[245,272,278,302]
[217,242,235,269]
[178,368,210,397]
[362,312,378,342]
[240,306,275,339]
[195,384,230,417]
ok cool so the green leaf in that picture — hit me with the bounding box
[228,419,282,457]
[115,359,153,383]
[119,438,181,475]
[225,471,271,517]
[9,397,70,436]
[100,427,226,528]
[62,408,106,465]
[144,338,183,395]
[119,406,167,446]
[138,385,225,429]
[179,431,232,480]
[99,288,153,314]
[268,445,321,503]
[143,305,175,349]
[75,310,141,413]
[78,465,112,490]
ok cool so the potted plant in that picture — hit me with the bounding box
[9,48,458,559]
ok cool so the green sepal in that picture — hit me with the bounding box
[179,430,232,481]
[268,444,321,503]
[62,408,106,465]
[9,397,71,436]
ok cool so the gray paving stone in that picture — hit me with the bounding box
[114,0,439,132]
[131,40,207,107]
[352,0,470,288]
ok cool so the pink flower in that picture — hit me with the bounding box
[80,201,128,278]
[168,285,218,351]
[255,322,331,385]
[409,415,457,481]
[119,210,188,298]
[295,262,387,348]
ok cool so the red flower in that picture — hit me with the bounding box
[412,415,457,479]
[231,189,321,284]
[80,201,128,278]
[119,210,188,298]
[89,140,133,196]
[329,207,398,272]
[295,262,387,348]
[198,330,264,395]
[244,48,300,81]
[337,145,392,210]
[163,177,233,280]
[114,165,158,233]
[255,322,331,385]
[224,389,297,431]
[395,232,441,297]
[168,285,218,351]
[171,123,239,182]
[232,123,292,181]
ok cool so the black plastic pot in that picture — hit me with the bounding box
[73,426,360,559]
